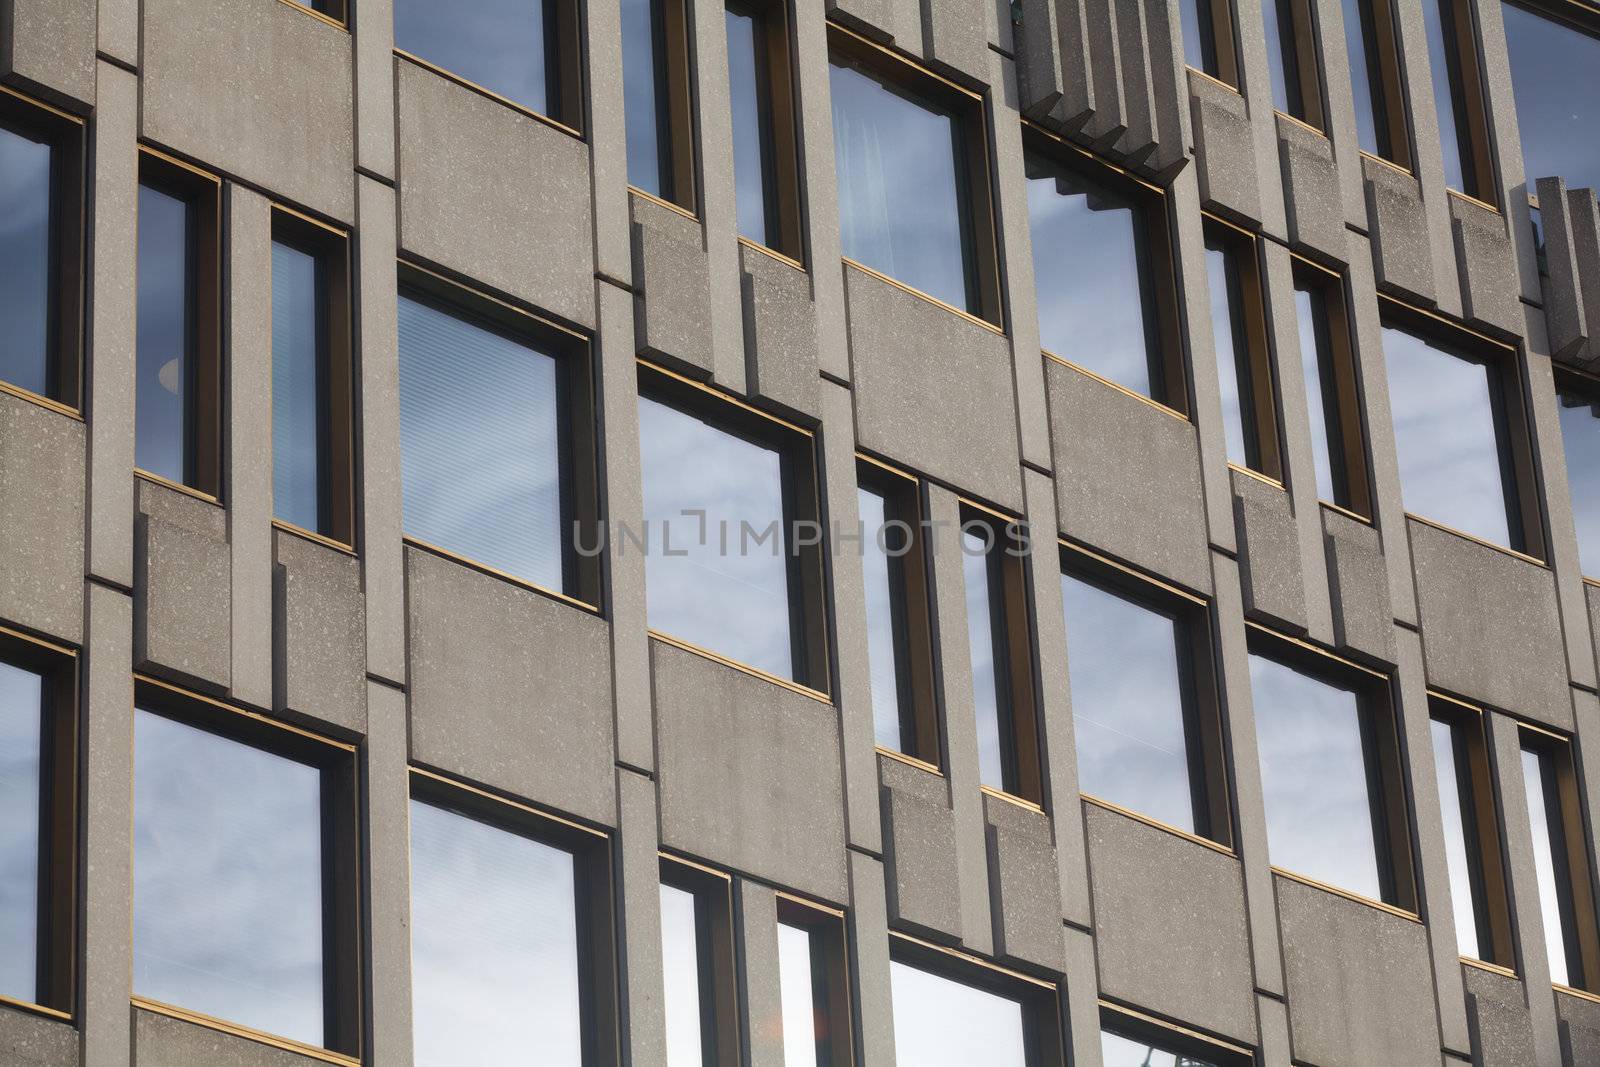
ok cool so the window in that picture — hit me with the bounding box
[1204,220,1282,479]
[1100,1005,1252,1066]
[1428,699,1513,966]
[0,87,84,411]
[726,0,802,259]
[1025,133,1183,409]
[1061,548,1228,845]
[394,0,583,129]
[637,362,828,692]
[0,629,75,1016]
[136,149,221,496]
[1556,375,1600,577]
[1520,728,1600,991]
[287,0,346,22]
[829,26,1001,323]
[132,682,359,1056]
[271,209,354,546]
[398,267,600,603]
[1292,260,1372,516]
[622,0,695,208]
[962,507,1040,804]
[1264,0,1326,129]
[888,940,1062,1067]
[1249,633,1415,910]
[857,458,939,764]
[776,897,852,1067]
[1381,309,1540,555]
[1342,0,1412,167]
[409,770,616,1066]
[1502,3,1600,202]
[1180,0,1239,85]
[660,858,738,1066]
[1421,0,1494,202]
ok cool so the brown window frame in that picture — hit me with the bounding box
[1518,724,1600,994]
[1349,0,1415,171]
[1203,215,1284,483]
[1427,0,1497,206]
[726,0,804,264]
[1292,256,1374,520]
[279,0,347,30]
[1270,0,1328,131]
[659,855,741,1064]
[1185,0,1242,87]
[774,893,855,1066]
[1098,1000,1255,1066]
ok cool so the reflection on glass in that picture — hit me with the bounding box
[830,56,975,313]
[136,184,195,486]
[778,923,820,1067]
[639,393,797,680]
[0,661,43,1004]
[0,122,54,398]
[410,798,582,1065]
[861,483,914,751]
[1522,744,1581,988]
[890,960,1027,1066]
[622,0,671,196]
[272,240,328,535]
[1294,283,1348,506]
[1431,716,1488,960]
[727,3,776,247]
[1179,0,1218,76]
[395,0,554,115]
[1342,0,1390,158]
[1062,573,1198,834]
[1264,0,1304,118]
[1382,324,1516,547]
[1421,0,1472,192]
[964,527,1009,792]
[133,709,327,1045]
[1502,4,1600,199]
[398,293,567,591]
[1250,653,1386,901]
[661,883,708,1067]
[1556,386,1600,578]
[1026,152,1163,398]
[1102,1027,1220,1067]
[1206,236,1254,468]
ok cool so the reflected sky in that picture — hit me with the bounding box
[1249,653,1386,901]
[1382,324,1515,547]
[623,0,669,197]
[1431,717,1485,960]
[1263,0,1300,117]
[410,798,582,1065]
[1027,153,1161,397]
[272,241,327,534]
[1102,1028,1219,1067]
[1522,745,1576,987]
[1421,0,1470,192]
[136,183,193,486]
[1178,0,1215,76]
[1343,0,1387,157]
[639,394,796,680]
[661,883,707,1067]
[0,661,42,1004]
[778,922,819,1067]
[964,529,1008,792]
[133,709,327,1046]
[1556,387,1600,578]
[1206,238,1251,467]
[1503,4,1600,197]
[1062,573,1198,834]
[398,294,567,591]
[395,0,553,115]
[890,960,1027,1066]
[1294,285,1345,505]
[830,58,973,312]
[0,123,53,397]
[860,483,911,751]
[727,5,773,246]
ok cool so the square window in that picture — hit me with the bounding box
[1203,219,1282,480]
[660,857,739,1067]
[888,938,1063,1067]
[1520,728,1600,991]
[1428,698,1514,966]
[623,0,697,209]
[726,0,803,260]
[1292,260,1372,516]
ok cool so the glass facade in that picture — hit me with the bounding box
[1179,0,1222,78]
[622,0,675,198]
[1102,1027,1221,1067]
[395,0,557,116]
[1264,0,1309,120]
[1294,281,1357,508]
[889,960,1028,1067]
[964,523,1016,794]
[1343,0,1396,159]
[0,120,55,399]
[1205,233,1269,472]
[860,480,915,752]
[1421,0,1477,194]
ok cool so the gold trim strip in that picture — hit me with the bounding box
[273,518,356,557]
[827,21,984,103]
[1228,462,1286,491]
[637,358,812,437]
[131,997,360,1066]
[1555,982,1600,1004]
[1185,65,1240,95]
[1271,866,1421,922]
[841,258,1003,335]
[738,235,806,273]
[1021,119,1164,195]
[1201,210,1259,243]
[393,50,583,140]
[1244,621,1392,681]
[137,144,223,186]
[956,494,1021,526]
[1404,512,1546,568]
[0,993,72,1023]
[1098,999,1255,1057]
[1460,956,1518,979]
[1059,538,1209,606]
[402,537,599,614]
[1377,292,1517,354]
[275,0,347,31]
[877,746,944,776]
[1428,689,1484,715]
[659,851,734,883]
[0,82,86,124]
[1043,350,1190,423]
[1359,149,1415,180]
[774,889,848,920]
[887,930,1058,991]
[1081,794,1236,857]
[1584,575,1600,591]
[1273,108,1327,139]
[0,380,82,420]
[135,469,222,506]
[1290,250,1343,282]
[400,259,591,343]
[270,200,349,239]
[1317,499,1372,525]
[134,674,359,753]
[1517,719,1571,744]
[856,451,921,486]
[647,631,833,705]
[409,766,610,841]
[980,784,1044,814]
[0,622,78,659]
[628,185,700,223]
[1447,186,1501,215]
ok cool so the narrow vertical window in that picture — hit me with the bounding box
[660,859,738,1067]
[1421,0,1493,202]
[1180,0,1239,85]
[1204,220,1282,479]
[1501,4,1600,204]
[1520,730,1600,991]
[888,944,1063,1066]
[1557,375,1600,578]
[961,507,1040,804]
[623,0,695,208]
[1342,0,1412,167]
[1292,261,1372,516]
[1429,701,1513,966]
[726,0,802,259]
[776,897,852,1067]
[271,210,353,546]
[1264,0,1326,129]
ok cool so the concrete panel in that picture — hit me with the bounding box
[848,851,897,1066]
[1363,155,1436,306]
[1463,964,1535,1067]
[1538,178,1600,369]
[1449,191,1523,340]
[2,0,94,107]
[846,264,1022,512]
[363,681,413,1066]
[984,795,1064,973]
[1276,116,1346,263]
[273,530,366,735]
[134,484,231,692]
[1013,0,1065,120]
[1046,359,1211,594]
[0,394,84,644]
[1110,0,1156,165]
[1409,518,1568,726]
[132,1009,327,1066]
[405,547,616,826]
[824,0,920,48]
[1080,0,1126,145]
[143,0,354,221]
[921,0,987,86]
[0,1009,76,1066]
[740,244,819,419]
[1277,876,1439,1066]
[632,196,713,376]
[1322,508,1395,663]
[1557,991,1600,1067]
[652,641,848,902]
[1232,469,1307,632]
[1188,71,1258,223]
[396,60,595,329]
[1086,803,1257,1045]
[351,0,395,178]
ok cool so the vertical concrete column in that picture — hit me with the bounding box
[86,59,138,590]
[688,0,747,392]
[586,0,633,283]
[226,185,275,709]
[1307,0,1370,229]
[735,880,783,1067]
[1571,690,1600,925]
[1468,0,1541,301]
[1230,0,1290,239]
[792,0,850,382]
[1061,924,1103,1067]
[847,850,897,1066]
[98,0,139,69]
[363,680,413,1066]
[351,0,396,180]
[615,768,667,1066]
[1256,994,1293,1066]
[79,583,134,1067]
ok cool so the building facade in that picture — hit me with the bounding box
[2,0,1600,1064]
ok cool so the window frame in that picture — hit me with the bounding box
[1183,0,1242,87]
[626,0,698,214]
[1425,0,1497,206]
[774,893,855,1067]
[1518,722,1600,994]
[1292,255,1374,521]
[726,0,805,264]
[279,0,348,30]
[129,675,363,1063]
[659,854,742,1064]
[1203,214,1284,483]
[1268,0,1328,132]
[1346,0,1415,171]
[1097,1000,1255,1067]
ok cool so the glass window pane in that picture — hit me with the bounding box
[1421,0,1468,192]
[1062,573,1198,834]
[0,122,54,398]
[1250,653,1386,901]
[964,529,1008,792]
[136,183,195,486]
[1102,1028,1221,1067]
[1027,153,1163,398]
[890,960,1027,1067]
[1502,4,1600,199]
[409,798,582,1066]
[727,4,774,247]
[1180,0,1218,75]
[639,393,797,680]
[861,483,911,751]
[1522,745,1577,987]
[1294,284,1346,505]
[1206,238,1252,467]
[778,923,820,1067]
[0,660,43,1004]
[622,0,670,196]
[1382,324,1516,547]
[1557,386,1600,578]
[133,709,327,1045]
[830,56,975,313]
[1431,717,1484,960]
[395,0,554,115]
[661,883,708,1067]
[272,240,328,534]
[398,293,568,591]
[1264,0,1301,117]
[1343,0,1388,157]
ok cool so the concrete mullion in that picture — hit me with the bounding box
[363,680,413,1067]
[795,0,852,382]
[688,0,747,393]
[586,0,633,283]
[1061,923,1103,1067]
[1230,0,1290,239]
[1467,0,1542,303]
[351,0,396,179]
[1572,689,1600,978]
[1388,0,1462,316]
[735,880,784,1067]
[616,768,667,1067]
[98,0,140,69]
[1308,0,1371,231]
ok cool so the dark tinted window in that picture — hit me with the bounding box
[395,0,557,115]
[136,183,196,485]
[890,960,1028,1066]
[1205,233,1273,471]
[1295,284,1348,505]
[1180,0,1221,76]
[1557,383,1600,577]
[0,121,54,398]
[1503,3,1600,198]
[0,660,43,1004]
[272,239,331,535]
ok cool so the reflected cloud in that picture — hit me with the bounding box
[395,0,552,114]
